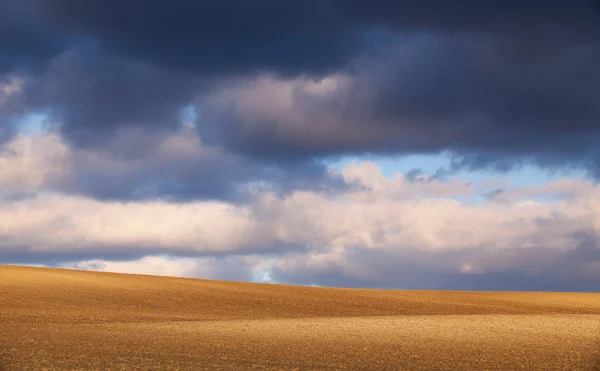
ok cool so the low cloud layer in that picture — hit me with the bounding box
[2,133,600,290]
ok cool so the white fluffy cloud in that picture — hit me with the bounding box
[1,132,600,289]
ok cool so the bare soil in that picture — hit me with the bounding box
[1,265,599,370]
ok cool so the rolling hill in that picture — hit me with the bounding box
[1,265,599,370]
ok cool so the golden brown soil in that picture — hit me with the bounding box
[1,265,599,370]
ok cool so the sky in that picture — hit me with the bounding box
[1,0,600,291]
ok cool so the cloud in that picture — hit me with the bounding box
[0,0,65,73]
[0,75,25,141]
[486,178,600,203]
[0,192,269,263]
[0,131,68,194]
[39,0,363,77]
[0,76,23,97]
[0,130,347,201]
[3,161,600,290]
[38,0,600,76]
[17,44,202,154]
[269,245,600,291]
[2,0,600,290]
[198,33,600,175]
[0,0,597,176]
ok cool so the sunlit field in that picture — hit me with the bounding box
[1,265,599,370]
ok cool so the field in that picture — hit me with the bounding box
[1,265,599,370]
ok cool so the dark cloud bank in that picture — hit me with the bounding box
[2,0,599,175]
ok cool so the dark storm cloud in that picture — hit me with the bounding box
[0,0,67,73]
[19,44,201,155]
[3,0,600,196]
[39,0,600,76]
[198,31,600,174]
[39,0,361,77]
[0,0,63,142]
[343,0,600,35]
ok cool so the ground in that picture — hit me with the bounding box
[1,265,599,370]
